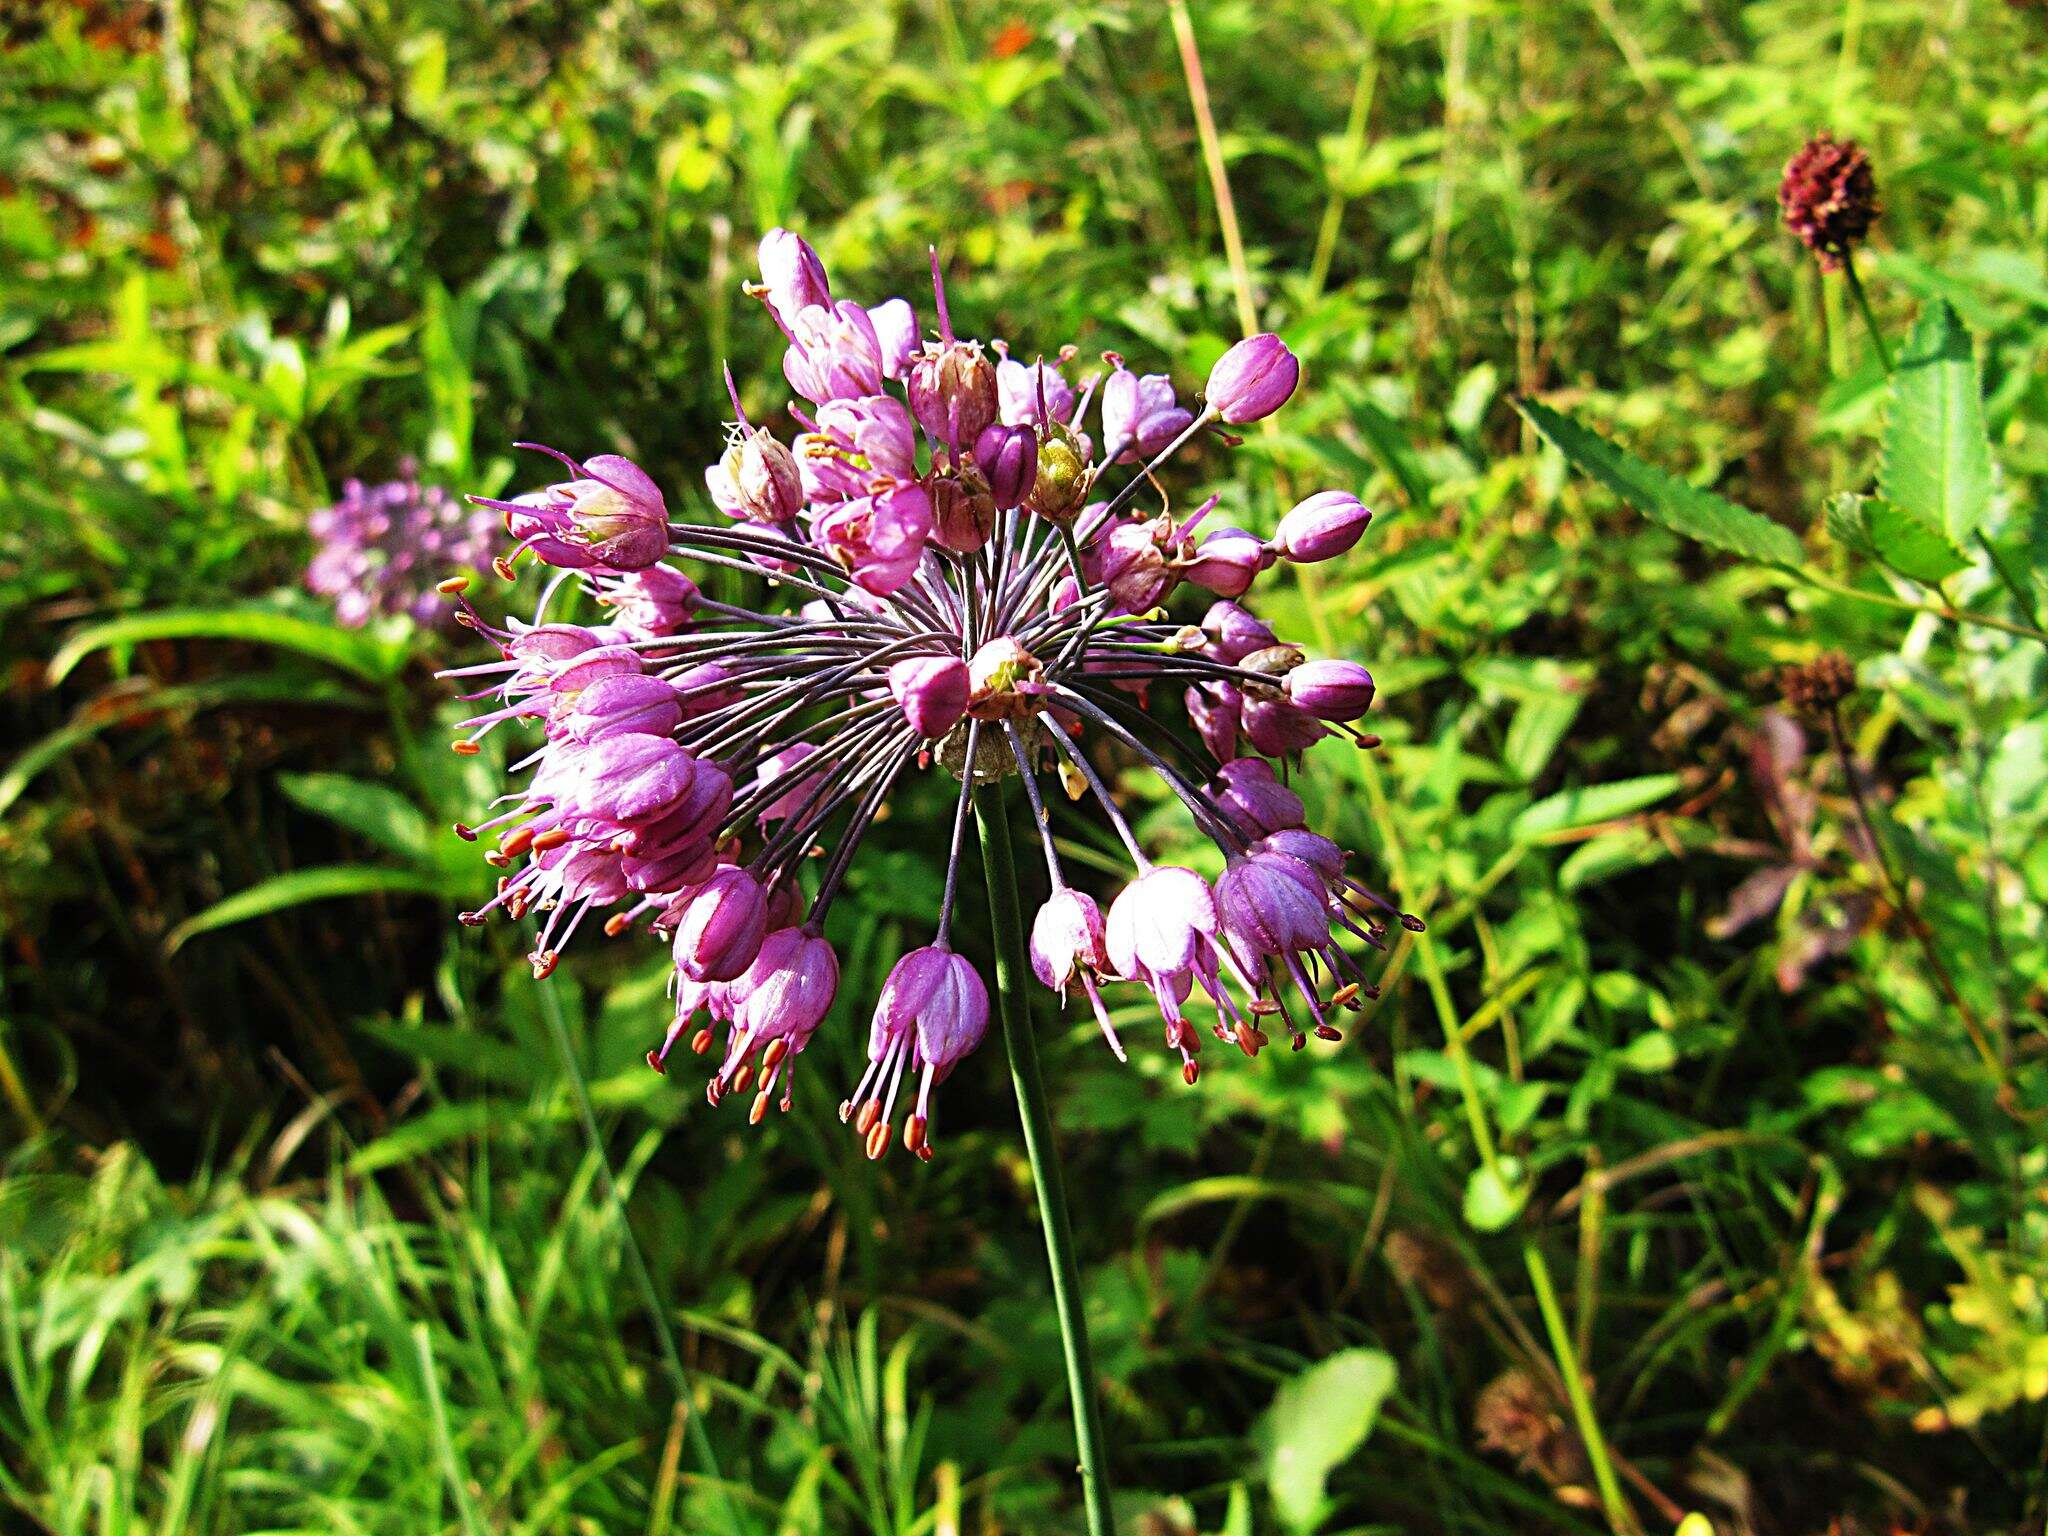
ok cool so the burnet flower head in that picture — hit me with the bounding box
[439,230,1414,1160]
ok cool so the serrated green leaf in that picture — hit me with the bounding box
[1863,496,1971,584]
[1256,1348,1397,1532]
[1516,398,1804,566]
[1880,299,1993,544]
[1823,491,1877,559]
[47,608,410,686]
[1512,773,1685,842]
[167,866,451,952]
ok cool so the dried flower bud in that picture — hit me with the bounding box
[1779,134,1878,271]
[1239,643,1305,680]
[909,340,999,450]
[929,472,998,553]
[1027,425,1093,525]
[671,867,770,982]
[1204,333,1299,424]
[1780,651,1856,713]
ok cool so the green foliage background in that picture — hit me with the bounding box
[3,1,2046,1532]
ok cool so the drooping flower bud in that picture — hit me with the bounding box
[559,734,703,825]
[1217,850,1332,961]
[756,228,831,328]
[732,926,839,1046]
[1097,518,1178,614]
[754,743,824,824]
[1284,659,1375,722]
[1200,600,1278,664]
[1186,680,1243,762]
[888,654,972,738]
[1204,333,1299,424]
[908,340,999,450]
[509,454,669,572]
[975,423,1038,510]
[1211,758,1305,835]
[707,428,803,525]
[1181,526,1269,598]
[1241,695,1328,757]
[1778,134,1878,272]
[599,564,698,640]
[672,866,770,982]
[1030,888,1109,993]
[1102,364,1196,464]
[1272,491,1372,564]
[561,672,685,743]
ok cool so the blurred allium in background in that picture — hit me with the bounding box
[307,463,500,627]
[441,231,1412,1161]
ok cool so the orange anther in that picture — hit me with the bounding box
[452,739,482,756]
[690,1027,713,1055]
[531,828,570,852]
[865,1122,891,1160]
[731,1062,755,1096]
[1182,1061,1200,1086]
[437,575,471,595]
[762,1038,788,1070]
[855,1100,881,1136]
[603,913,631,937]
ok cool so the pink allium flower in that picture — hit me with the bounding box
[440,232,1410,1151]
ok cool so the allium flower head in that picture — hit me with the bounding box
[1779,133,1879,271]
[307,462,498,627]
[440,233,1414,1155]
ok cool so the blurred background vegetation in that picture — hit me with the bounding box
[4,0,2047,1531]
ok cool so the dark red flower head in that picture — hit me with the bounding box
[1779,134,1878,271]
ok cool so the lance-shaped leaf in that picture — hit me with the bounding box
[1516,399,1804,566]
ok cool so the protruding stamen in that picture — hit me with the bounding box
[865,1121,890,1160]
[452,739,482,756]
[690,1027,713,1055]
[438,575,471,595]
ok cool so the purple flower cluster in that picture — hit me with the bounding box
[307,464,500,627]
[442,230,1413,1160]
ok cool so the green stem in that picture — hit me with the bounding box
[1524,1239,1638,1535]
[974,782,1117,1536]
[1842,252,1893,374]
[536,982,740,1533]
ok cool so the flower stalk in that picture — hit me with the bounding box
[975,781,1117,1536]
